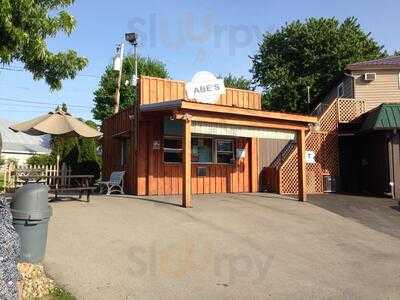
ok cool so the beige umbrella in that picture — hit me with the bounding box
[9,109,102,138]
[10,109,102,171]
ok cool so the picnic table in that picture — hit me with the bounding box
[19,175,96,202]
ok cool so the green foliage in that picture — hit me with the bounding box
[0,0,88,90]
[27,154,55,166]
[50,287,76,300]
[222,73,254,90]
[50,117,100,174]
[92,56,169,122]
[251,17,386,113]
[394,50,400,56]
[73,160,101,181]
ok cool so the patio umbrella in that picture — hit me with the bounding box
[9,109,102,138]
[9,109,102,171]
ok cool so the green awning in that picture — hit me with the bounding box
[361,103,400,131]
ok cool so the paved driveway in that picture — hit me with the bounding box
[309,193,400,239]
[44,193,400,299]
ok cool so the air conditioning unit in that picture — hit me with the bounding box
[364,72,376,81]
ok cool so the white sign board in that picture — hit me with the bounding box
[186,71,225,104]
[305,151,316,164]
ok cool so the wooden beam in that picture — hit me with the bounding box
[297,129,307,201]
[180,100,317,124]
[182,115,192,208]
[174,112,307,131]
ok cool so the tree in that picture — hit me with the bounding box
[394,50,400,56]
[92,56,169,122]
[251,17,386,113]
[27,154,55,166]
[222,74,254,90]
[0,0,88,90]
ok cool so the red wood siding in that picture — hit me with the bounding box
[101,107,134,193]
[136,116,252,195]
[140,76,262,110]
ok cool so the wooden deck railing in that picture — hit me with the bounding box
[265,98,366,194]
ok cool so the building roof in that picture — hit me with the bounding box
[346,56,400,71]
[0,118,51,154]
[361,103,400,131]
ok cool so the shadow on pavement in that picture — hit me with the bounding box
[309,193,400,240]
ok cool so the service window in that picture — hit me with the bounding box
[216,139,235,164]
[192,138,213,163]
[163,137,182,163]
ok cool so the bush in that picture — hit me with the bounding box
[27,154,55,166]
[73,160,101,182]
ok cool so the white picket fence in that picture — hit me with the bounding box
[2,162,71,191]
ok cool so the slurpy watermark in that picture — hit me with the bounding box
[127,12,264,61]
[127,238,274,285]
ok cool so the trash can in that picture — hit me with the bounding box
[11,184,52,263]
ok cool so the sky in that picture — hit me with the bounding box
[1,0,399,122]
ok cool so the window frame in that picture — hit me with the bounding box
[215,139,235,165]
[120,138,129,166]
[191,136,214,164]
[398,73,400,89]
[162,136,237,165]
[163,136,183,164]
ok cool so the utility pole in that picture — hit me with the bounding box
[113,43,124,114]
[307,86,311,114]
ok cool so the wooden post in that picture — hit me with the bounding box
[297,129,307,201]
[250,138,258,192]
[182,115,192,208]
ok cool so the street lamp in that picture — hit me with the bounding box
[125,32,138,87]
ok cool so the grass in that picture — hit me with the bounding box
[0,172,4,191]
[45,287,76,300]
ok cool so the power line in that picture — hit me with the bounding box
[0,66,101,79]
[0,103,90,112]
[0,96,92,109]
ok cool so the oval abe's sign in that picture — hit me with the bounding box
[185,71,226,104]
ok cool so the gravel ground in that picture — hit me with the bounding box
[43,193,400,299]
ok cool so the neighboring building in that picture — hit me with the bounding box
[324,56,400,108]
[266,56,400,199]
[102,75,316,206]
[0,118,51,165]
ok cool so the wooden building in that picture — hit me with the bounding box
[102,76,317,207]
[340,103,400,198]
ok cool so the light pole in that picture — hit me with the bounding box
[124,33,139,160]
[113,43,124,114]
[125,32,138,87]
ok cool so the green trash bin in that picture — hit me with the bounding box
[11,184,52,263]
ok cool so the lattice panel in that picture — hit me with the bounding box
[338,98,365,123]
[278,99,341,195]
[280,151,298,194]
[306,132,324,193]
[320,101,338,133]
[321,131,339,176]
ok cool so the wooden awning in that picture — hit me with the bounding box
[141,100,317,131]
